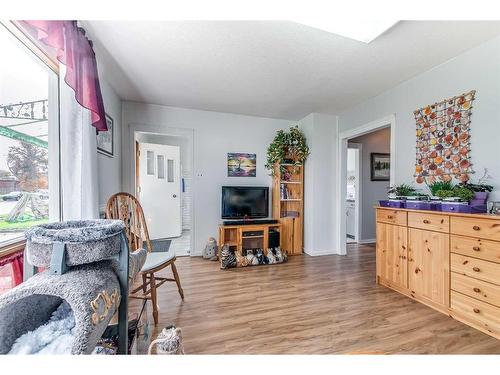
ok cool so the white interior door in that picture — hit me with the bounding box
[138,142,181,239]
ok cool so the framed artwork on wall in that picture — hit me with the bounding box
[227,153,256,177]
[371,153,390,181]
[97,114,114,157]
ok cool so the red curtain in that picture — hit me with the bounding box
[0,251,23,289]
[19,20,108,132]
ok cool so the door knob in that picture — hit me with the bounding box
[173,194,177,198]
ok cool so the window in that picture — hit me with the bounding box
[147,151,155,175]
[157,155,165,179]
[167,159,174,182]
[0,23,60,248]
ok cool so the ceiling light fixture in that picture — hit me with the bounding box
[297,20,399,43]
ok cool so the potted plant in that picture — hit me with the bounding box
[380,184,417,208]
[460,168,494,204]
[387,183,416,199]
[427,180,455,199]
[265,126,309,176]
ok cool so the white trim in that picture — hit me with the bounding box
[358,238,376,244]
[336,114,395,256]
[303,248,336,257]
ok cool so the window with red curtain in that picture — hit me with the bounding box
[0,251,23,295]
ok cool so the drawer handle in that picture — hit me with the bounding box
[473,308,480,314]
[473,287,481,293]
[472,246,480,251]
[387,215,394,219]
[473,225,480,231]
[423,219,430,224]
[473,267,480,272]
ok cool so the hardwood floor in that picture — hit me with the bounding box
[130,244,500,354]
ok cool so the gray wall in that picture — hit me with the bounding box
[350,127,391,241]
[339,35,500,200]
[97,78,122,209]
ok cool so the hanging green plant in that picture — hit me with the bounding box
[265,125,309,175]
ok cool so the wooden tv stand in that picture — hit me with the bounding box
[218,222,281,259]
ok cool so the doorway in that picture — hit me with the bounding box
[346,144,361,244]
[135,131,193,256]
[337,115,395,255]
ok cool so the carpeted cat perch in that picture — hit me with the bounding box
[0,220,145,355]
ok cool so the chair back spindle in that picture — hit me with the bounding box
[106,192,153,253]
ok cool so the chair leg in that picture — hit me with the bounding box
[149,272,159,325]
[171,262,184,300]
[142,273,147,294]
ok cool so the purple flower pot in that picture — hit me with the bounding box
[440,203,487,214]
[379,200,404,208]
[471,192,489,205]
[474,192,489,200]
[404,201,441,211]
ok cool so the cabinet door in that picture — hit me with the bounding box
[376,223,408,288]
[408,228,450,307]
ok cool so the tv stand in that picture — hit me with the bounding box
[222,218,278,226]
[218,222,281,260]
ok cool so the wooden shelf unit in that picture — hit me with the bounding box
[272,162,304,255]
[218,223,282,259]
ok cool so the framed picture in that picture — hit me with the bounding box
[371,153,390,181]
[227,153,256,177]
[97,114,114,157]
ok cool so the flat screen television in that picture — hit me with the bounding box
[221,186,269,219]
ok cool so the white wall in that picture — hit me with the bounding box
[339,35,500,200]
[299,113,338,256]
[97,78,122,210]
[122,102,292,255]
[350,127,391,241]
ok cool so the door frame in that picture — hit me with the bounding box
[346,142,362,243]
[129,124,195,256]
[336,114,395,255]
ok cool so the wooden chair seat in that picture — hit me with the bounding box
[141,252,176,272]
[106,192,184,325]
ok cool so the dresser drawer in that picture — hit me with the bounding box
[451,253,500,286]
[376,209,407,226]
[451,291,500,337]
[451,216,500,242]
[451,235,500,264]
[408,212,449,233]
[451,272,500,308]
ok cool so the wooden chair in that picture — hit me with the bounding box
[106,192,184,324]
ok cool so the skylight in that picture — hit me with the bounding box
[297,20,399,43]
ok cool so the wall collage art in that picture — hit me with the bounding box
[413,90,476,184]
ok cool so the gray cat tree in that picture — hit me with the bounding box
[0,220,135,354]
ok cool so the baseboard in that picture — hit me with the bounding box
[357,238,376,244]
[303,248,340,256]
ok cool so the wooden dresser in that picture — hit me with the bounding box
[375,207,500,340]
